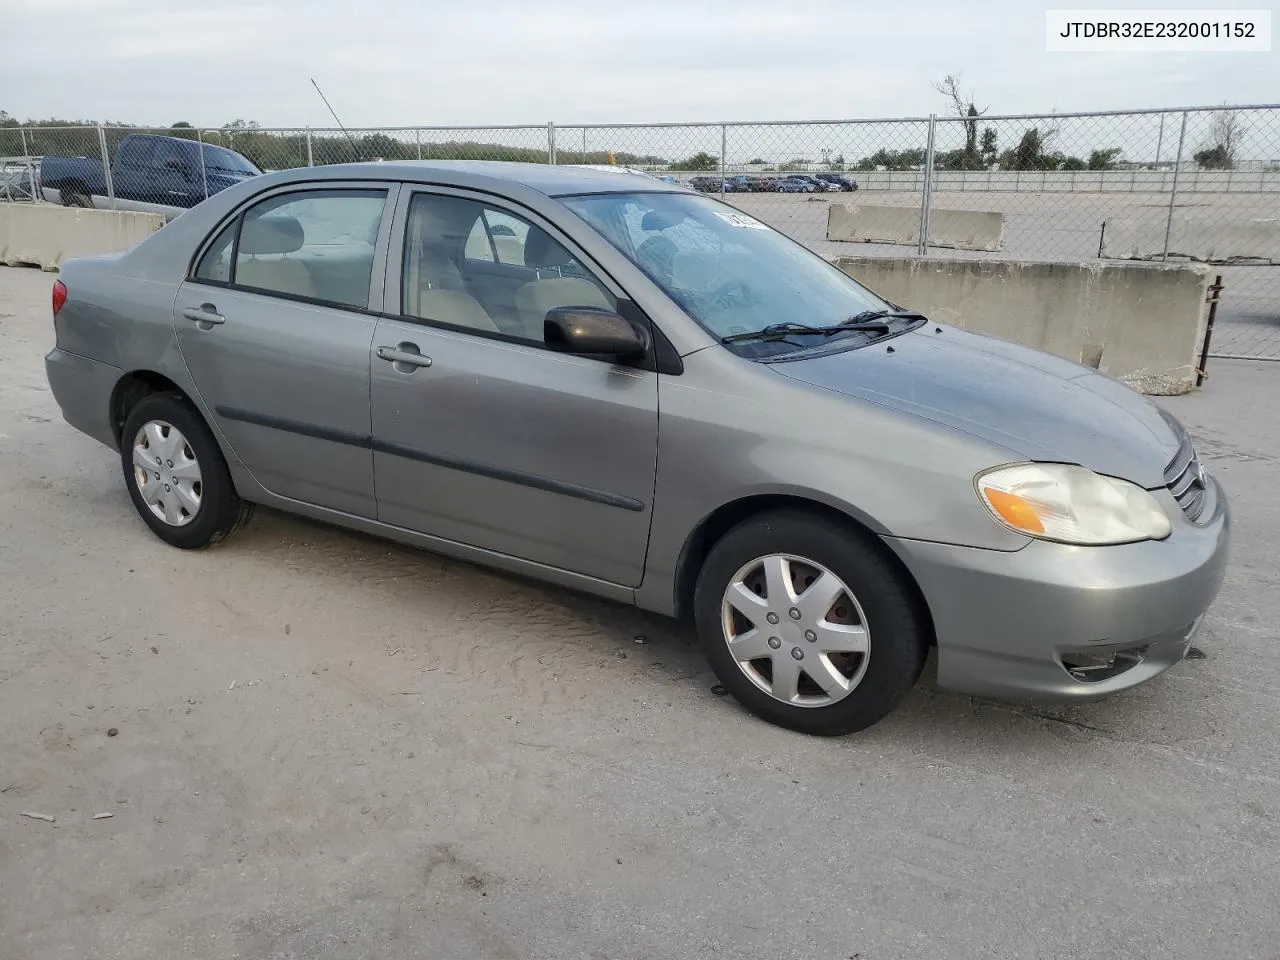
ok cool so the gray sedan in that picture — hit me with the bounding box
[44,161,1229,735]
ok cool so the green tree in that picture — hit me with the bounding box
[675,151,718,171]
[979,127,997,167]
[1087,147,1123,170]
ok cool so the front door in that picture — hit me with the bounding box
[369,188,658,587]
[175,184,392,518]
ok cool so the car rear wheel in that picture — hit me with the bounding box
[694,510,928,736]
[120,393,254,549]
[60,184,92,207]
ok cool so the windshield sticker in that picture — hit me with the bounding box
[713,211,769,230]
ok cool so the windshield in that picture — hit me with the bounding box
[561,192,891,354]
[202,144,260,176]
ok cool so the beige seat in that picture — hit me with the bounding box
[514,229,614,340]
[236,216,316,299]
[414,288,499,332]
[403,212,499,333]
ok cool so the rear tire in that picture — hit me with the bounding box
[694,510,928,736]
[120,393,253,549]
[60,183,92,208]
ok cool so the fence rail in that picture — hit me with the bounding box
[1,103,1277,360]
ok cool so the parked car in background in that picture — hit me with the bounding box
[723,176,752,193]
[790,174,841,192]
[43,160,1229,736]
[39,133,261,217]
[815,173,858,191]
[777,176,818,193]
[687,176,723,193]
[748,176,779,192]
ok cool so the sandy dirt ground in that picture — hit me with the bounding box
[1,263,1278,960]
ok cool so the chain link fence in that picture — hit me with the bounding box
[2,105,1277,359]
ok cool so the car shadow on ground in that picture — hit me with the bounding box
[216,504,1212,754]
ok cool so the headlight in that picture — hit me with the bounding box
[977,463,1171,545]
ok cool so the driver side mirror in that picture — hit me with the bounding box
[544,307,648,360]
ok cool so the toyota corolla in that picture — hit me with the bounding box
[44,161,1229,735]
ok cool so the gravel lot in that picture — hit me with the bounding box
[2,263,1278,960]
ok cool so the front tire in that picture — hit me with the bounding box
[120,393,253,548]
[694,511,928,736]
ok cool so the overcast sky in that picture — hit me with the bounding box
[2,0,1275,128]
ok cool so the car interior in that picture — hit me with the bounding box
[401,194,615,342]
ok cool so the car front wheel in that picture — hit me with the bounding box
[694,511,929,736]
[120,393,254,548]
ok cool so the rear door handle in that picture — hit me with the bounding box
[377,345,433,369]
[182,304,225,326]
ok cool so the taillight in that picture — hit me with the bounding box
[52,279,68,316]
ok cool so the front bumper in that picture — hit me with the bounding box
[45,347,122,451]
[884,477,1230,703]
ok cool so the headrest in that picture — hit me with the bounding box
[240,216,304,255]
[523,227,572,269]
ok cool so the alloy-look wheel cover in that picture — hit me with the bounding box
[720,553,871,707]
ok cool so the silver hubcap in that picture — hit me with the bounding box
[720,554,870,707]
[132,420,202,527]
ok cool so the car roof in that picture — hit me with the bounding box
[253,160,687,198]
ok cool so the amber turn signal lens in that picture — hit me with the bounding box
[982,487,1045,534]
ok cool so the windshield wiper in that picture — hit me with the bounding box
[845,308,928,324]
[721,309,928,345]
[722,318,892,344]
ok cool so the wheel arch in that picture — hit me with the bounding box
[109,370,192,449]
[670,493,936,645]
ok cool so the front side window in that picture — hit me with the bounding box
[230,189,386,308]
[401,192,615,343]
[153,140,188,173]
[563,192,892,356]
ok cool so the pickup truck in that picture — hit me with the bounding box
[40,133,261,216]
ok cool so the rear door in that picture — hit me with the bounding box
[368,187,659,587]
[174,182,395,518]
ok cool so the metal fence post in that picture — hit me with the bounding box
[97,124,116,210]
[1162,111,1188,261]
[582,127,587,160]
[917,114,937,255]
[197,129,208,200]
[19,127,38,203]
[306,128,314,167]
[415,129,421,160]
[1154,112,1165,166]
[720,124,727,196]
[547,122,556,165]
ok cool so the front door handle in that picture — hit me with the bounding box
[377,344,433,370]
[182,304,225,328]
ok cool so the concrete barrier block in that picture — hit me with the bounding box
[0,203,166,270]
[832,255,1210,395]
[1101,215,1280,264]
[827,203,1004,251]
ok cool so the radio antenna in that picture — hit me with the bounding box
[310,78,362,160]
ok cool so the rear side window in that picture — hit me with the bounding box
[116,137,157,169]
[192,188,387,309]
[194,221,235,283]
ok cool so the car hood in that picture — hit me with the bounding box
[772,326,1181,488]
